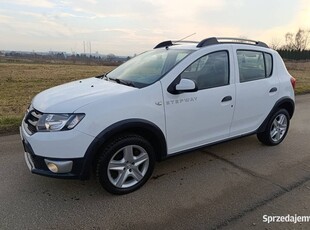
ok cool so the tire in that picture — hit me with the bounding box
[257,109,290,146]
[96,134,155,195]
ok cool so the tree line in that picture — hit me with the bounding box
[270,28,310,60]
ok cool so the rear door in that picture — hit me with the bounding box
[230,47,279,137]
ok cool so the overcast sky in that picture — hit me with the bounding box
[0,0,309,56]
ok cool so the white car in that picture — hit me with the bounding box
[20,37,296,194]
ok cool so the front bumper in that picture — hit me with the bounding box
[22,137,85,179]
[20,122,94,179]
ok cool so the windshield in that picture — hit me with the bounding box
[106,49,193,88]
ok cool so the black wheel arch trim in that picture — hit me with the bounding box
[79,119,167,179]
[257,96,295,133]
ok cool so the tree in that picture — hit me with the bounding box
[106,53,116,62]
[270,38,281,50]
[284,28,310,51]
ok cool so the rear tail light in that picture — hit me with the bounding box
[290,76,296,90]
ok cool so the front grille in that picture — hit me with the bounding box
[24,109,43,135]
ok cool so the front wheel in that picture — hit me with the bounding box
[97,134,155,195]
[257,109,290,146]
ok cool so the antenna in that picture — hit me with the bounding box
[175,33,196,43]
[89,41,91,56]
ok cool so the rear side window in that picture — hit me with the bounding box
[265,53,273,77]
[237,50,273,83]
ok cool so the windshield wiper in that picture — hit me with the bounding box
[103,73,109,81]
[96,73,110,81]
[109,78,136,87]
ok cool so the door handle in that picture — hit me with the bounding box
[221,96,232,102]
[269,87,277,93]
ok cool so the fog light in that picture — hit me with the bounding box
[44,159,73,173]
[47,162,58,173]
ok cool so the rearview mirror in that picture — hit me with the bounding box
[175,79,198,93]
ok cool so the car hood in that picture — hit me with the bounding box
[32,77,136,113]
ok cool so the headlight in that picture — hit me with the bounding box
[36,113,85,132]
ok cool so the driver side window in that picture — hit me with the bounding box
[180,51,229,90]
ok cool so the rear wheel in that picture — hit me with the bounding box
[257,109,290,146]
[97,134,155,195]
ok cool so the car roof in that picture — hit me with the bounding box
[168,43,199,50]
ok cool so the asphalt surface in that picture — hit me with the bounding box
[0,94,309,230]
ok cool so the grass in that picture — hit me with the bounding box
[0,60,309,135]
[0,62,115,134]
[284,61,310,94]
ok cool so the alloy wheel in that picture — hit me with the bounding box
[107,145,149,188]
[270,114,288,142]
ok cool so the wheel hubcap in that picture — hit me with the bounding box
[270,114,288,142]
[107,145,149,188]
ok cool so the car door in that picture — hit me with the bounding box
[161,48,236,154]
[230,47,280,137]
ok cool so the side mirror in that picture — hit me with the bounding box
[175,79,198,93]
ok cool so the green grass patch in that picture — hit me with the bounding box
[0,116,23,135]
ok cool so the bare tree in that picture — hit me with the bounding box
[270,38,281,50]
[284,28,310,51]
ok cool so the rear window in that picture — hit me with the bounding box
[237,50,273,83]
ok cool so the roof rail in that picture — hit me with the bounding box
[154,40,198,49]
[197,37,269,48]
[154,37,269,49]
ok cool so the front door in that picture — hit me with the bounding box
[163,50,235,154]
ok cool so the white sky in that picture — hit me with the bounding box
[0,0,309,55]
